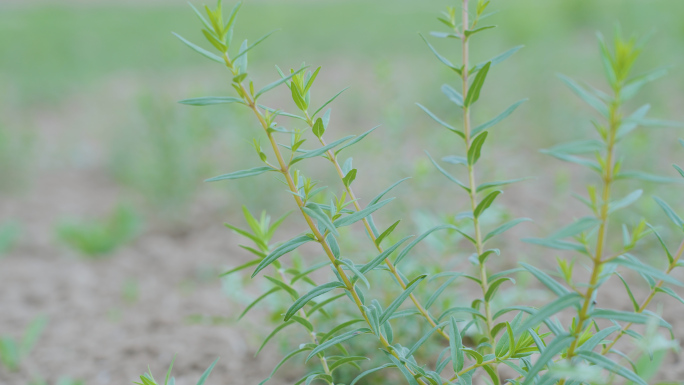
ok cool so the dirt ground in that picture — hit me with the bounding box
[2,167,684,385]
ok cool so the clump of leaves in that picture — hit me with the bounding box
[55,205,142,257]
[0,315,47,372]
[136,1,684,385]
[135,357,217,385]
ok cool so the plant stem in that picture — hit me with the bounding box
[557,87,622,385]
[460,1,499,383]
[222,56,430,385]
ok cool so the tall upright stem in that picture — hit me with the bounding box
[460,1,498,383]
[558,89,622,385]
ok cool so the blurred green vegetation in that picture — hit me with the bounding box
[54,205,142,257]
[0,0,682,243]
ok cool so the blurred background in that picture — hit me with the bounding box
[2,0,684,384]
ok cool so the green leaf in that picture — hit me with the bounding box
[408,321,449,356]
[520,263,569,297]
[328,356,370,373]
[477,177,530,193]
[302,204,339,237]
[550,217,601,239]
[464,25,496,37]
[653,197,684,231]
[470,45,523,75]
[319,319,365,343]
[467,132,488,165]
[383,352,420,385]
[350,364,395,385]
[656,286,684,305]
[521,334,573,385]
[232,30,277,61]
[313,87,349,117]
[291,135,355,165]
[442,155,468,165]
[441,84,464,107]
[256,321,295,356]
[474,190,501,218]
[370,178,411,206]
[360,236,413,274]
[416,103,464,138]
[557,74,609,117]
[379,274,427,324]
[334,125,380,156]
[608,256,683,286]
[196,357,219,385]
[206,166,274,182]
[579,325,621,352]
[305,328,371,362]
[375,220,401,246]
[622,67,669,100]
[673,164,684,179]
[312,118,325,138]
[258,348,309,385]
[464,61,491,107]
[173,33,224,63]
[615,273,639,311]
[608,189,642,213]
[252,235,314,277]
[394,224,454,266]
[338,259,370,289]
[615,171,684,184]
[238,287,281,320]
[20,315,47,356]
[540,150,601,172]
[333,198,395,228]
[264,276,298,300]
[485,277,515,302]
[590,309,668,327]
[471,99,527,137]
[517,293,582,334]
[449,317,465,372]
[285,282,346,321]
[576,351,647,385]
[483,218,532,242]
[522,237,587,252]
[426,152,469,191]
[545,140,605,155]
[255,67,307,100]
[179,96,245,106]
[343,169,357,187]
[419,33,461,74]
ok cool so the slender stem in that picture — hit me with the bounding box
[460,1,498,382]
[557,88,622,385]
[601,239,684,354]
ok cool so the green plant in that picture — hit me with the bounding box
[108,94,217,224]
[135,357,217,385]
[137,1,684,384]
[0,221,21,256]
[0,315,47,372]
[55,204,142,257]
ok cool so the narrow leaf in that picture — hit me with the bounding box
[285,282,346,321]
[252,235,314,277]
[472,99,527,137]
[206,166,274,182]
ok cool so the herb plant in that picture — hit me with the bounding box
[0,316,47,372]
[137,1,684,384]
[55,205,141,257]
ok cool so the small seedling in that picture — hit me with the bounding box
[55,204,142,257]
[0,315,47,372]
